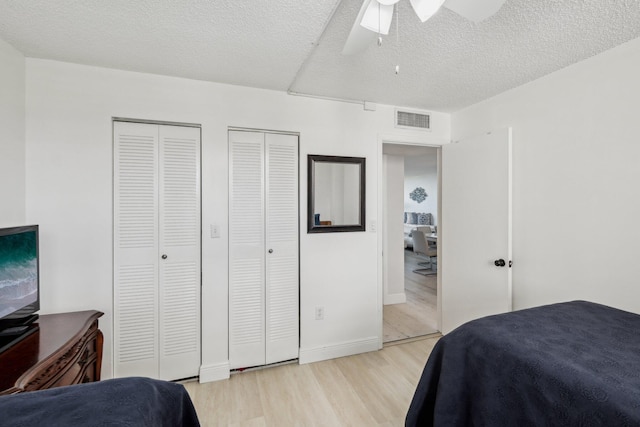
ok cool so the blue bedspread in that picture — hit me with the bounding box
[406,301,640,426]
[0,377,200,427]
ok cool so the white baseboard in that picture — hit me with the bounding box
[199,361,230,383]
[384,292,406,305]
[299,336,380,364]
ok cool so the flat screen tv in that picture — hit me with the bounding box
[0,225,40,328]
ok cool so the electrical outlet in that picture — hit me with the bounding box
[210,224,220,238]
[315,306,324,320]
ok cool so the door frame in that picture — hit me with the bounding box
[376,133,448,349]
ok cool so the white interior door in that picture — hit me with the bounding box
[114,121,201,380]
[158,124,201,380]
[114,121,160,378]
[441,127,512,334]
[229,130,299,369]
[229,130,266,369]
[265,133,299,364]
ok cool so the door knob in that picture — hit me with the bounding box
[161,254,168,260]
[494,259,506,267]
[268,249,273,254]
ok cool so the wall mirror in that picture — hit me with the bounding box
[308,155,366,233]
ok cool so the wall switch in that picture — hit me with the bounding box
[315,306,324,320]
[210,224,220,238]
[369,220,376,233]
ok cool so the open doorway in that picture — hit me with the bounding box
[382,144,440,343]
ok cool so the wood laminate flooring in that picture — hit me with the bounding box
[183,335,441,427]
[383,250,438,343]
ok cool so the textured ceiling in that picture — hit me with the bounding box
[0,0,341,90]
[293,0,640,111]
[1,0,640,112]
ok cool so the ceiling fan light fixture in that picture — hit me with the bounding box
[377,0,401,5]
[443,0,507,22]
[360,0,394,35]
[409,0,447,22]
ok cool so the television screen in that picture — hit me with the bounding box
[0,226,39,320]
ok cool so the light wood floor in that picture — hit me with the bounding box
[183,335,440,427]
[383,250,438,343]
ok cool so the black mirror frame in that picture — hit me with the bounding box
[307,155,366,233]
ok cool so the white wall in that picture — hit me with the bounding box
[452,36,640,314]
[383,155,406,304]
[404,152,438,225]
[24,58,451,378]
[0,38,25,227]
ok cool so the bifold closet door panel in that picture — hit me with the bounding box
[113,121,160,378]
[158,125,201,381]
[114,121,201,381]
[265,133,299,365]
[229,130,267,369]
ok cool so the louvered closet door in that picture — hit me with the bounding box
[158,125,201,380]
[229,130,266,369]
[114,121,160,378]
[114,121,201,380]
[265,133,299,364]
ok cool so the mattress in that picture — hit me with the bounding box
[406,301,640,426]
[0,376,200,426]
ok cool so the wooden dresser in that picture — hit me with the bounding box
[0,310,103,395]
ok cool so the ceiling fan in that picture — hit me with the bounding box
[343,0,507,55]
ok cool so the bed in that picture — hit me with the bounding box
[0,377,200,426]
[406,301,640,426]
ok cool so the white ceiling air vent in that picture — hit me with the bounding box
[395,109,431,131]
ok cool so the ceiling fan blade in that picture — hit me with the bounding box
[443,0,506,22]
[360,1,394,35]
[342,23,378,55]
[342,0,396,55]
[342,0,379,55]
[410,0,447,23]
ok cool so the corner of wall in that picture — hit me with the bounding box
[384,292,407,305]
[0,37,26,226]
[199,361,230,383]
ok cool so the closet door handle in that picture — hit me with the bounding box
[268,249,273,254]
[161,254,168,260]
